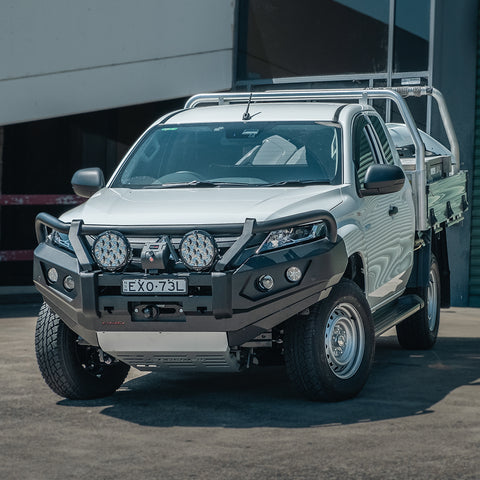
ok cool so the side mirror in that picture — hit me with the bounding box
[71,168,105,198]
[361,164,405,196]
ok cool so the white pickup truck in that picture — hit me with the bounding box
[33,87,468,401]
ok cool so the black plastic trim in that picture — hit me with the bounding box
[35,209,337,241]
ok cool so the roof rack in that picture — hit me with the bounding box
[185,87,459,232]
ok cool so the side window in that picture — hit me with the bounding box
[370,116,394,165]
[353,116,377,189]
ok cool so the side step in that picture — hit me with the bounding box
[373,294,424,337]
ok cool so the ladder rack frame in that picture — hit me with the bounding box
[185,87,459,232]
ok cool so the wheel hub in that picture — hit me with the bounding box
[325,303,365,379]
[333,326,347,355]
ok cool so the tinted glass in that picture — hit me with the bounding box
[112,122,342,188]
[394,0,430,72]
[237,0,389,80]
[370,116,394,164]
[354,118,377,188]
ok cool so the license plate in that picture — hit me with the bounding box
[122,278,188,295]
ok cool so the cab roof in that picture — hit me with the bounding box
[162,102,366,125]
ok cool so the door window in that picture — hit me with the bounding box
[353,116,377,189]
[369,115,395,165]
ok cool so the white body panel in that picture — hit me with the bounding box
[63,101,416,314]
[61,185,343,226]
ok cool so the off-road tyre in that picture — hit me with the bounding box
[396,254,440,350]
[35,303,130,400]
[284,279,375,401]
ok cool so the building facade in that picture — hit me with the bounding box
[0,0,478,305]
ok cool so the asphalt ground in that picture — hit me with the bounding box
[0,303,479,480]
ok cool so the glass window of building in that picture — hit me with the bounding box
[237,0,390,81]
[394,0,430,73]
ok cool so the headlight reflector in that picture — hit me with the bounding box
[179,230,217,271]
[51,231,74,252]
[257,222,327,253]
[92,231,131,271]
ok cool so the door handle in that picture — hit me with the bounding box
[389,206,399,216]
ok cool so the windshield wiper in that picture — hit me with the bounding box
[145,180,253,189]
[263,180,329,187]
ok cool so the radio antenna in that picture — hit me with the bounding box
[242,92,254,121]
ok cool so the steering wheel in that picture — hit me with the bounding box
[153,171,205,184]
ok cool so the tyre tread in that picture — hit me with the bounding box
[35,303,129,399]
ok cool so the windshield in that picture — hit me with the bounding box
[112,121,342,188]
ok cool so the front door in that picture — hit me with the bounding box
[353,114,415,310]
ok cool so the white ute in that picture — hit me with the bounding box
[33,87,468,401]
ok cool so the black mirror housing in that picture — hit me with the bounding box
[362,164,405,196]
[71,168,105,198]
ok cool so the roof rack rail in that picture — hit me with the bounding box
[185,87,458,232]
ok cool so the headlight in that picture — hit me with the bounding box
[179,230,217,271]
[51,231,74,253]
[257,222,327,253]
[92,231,131,271]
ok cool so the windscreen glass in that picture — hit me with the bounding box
[112,122,342,188]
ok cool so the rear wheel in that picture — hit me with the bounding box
[396,254,440,349]
[35,303,130,399]
[284,279,375,401]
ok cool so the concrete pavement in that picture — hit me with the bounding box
[0,304,479,480]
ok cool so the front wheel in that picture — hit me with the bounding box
[396,254,440,350]
[284,279,375,401]
[35,303,130,400]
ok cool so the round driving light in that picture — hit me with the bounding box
[47,268,58,284]
[92,231,131,272]
[63,275,75,291]
[286,266,302,282]
[179,230,217,271]
[257,274,274,292]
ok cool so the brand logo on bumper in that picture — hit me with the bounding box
[101,321,126,326]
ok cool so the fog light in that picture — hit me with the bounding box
[257,274,274,292]
[286,266,302,282]
[47,268,58,284]
[63,275,75,291]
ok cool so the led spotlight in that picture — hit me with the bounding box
[63,275,75,291]
[92,231,131,272]
[47,268,58,284]
[179,230,217,271]
[286,266,302,282]
[257,274,274,292]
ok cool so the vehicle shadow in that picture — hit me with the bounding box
[58,335,480,428]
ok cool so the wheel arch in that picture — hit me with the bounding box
[407,227,450,308]
[432,227,450,308]
[343,252,366,293]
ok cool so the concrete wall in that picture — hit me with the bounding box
[0,0,235,125]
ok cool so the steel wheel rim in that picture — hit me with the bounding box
[325,303,365,379]
[427,268,439,331]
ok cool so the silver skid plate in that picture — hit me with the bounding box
[97,331,241,372]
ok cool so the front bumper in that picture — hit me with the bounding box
[34,236,347,348]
